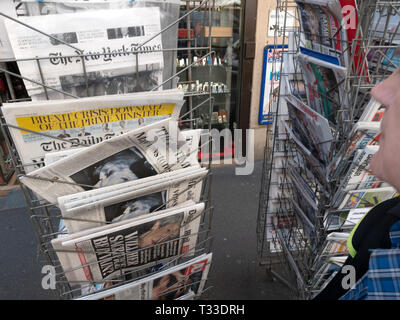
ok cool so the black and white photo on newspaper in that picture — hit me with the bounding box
[57,166,207,233]
[52,201,206,284]
[19,117,201,203]
[4,5,164,99]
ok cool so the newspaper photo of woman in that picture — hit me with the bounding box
[151,270,193,300]
[70,146,157,190]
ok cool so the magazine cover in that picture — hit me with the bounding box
[2,89,184,173]
[52,201,205,284]
[296,0,345,65]
[296,48,348,126]
[338,187,397,210]
[20,118,200,203]
[59,167,207,233]
[285,94,333,167]
[5,6,164,99]
[76,253,212,300]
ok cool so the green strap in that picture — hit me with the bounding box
[347,211,369,258]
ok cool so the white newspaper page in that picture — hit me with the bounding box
[20,118,200,203]
[5,7,163,98]
[2,89,184,173]
[76,253,212,300]
[52,202,205,283]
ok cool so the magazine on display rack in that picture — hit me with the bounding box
[296,0,346,65]
[76,252,212,300]
[58,166,207,233]
[285,94,333,167]
[0,1,17,60]
[4,6,164,99]
[296,48,348,126]
[332,145,386,207]
[2,89,184,173]
[52,201,205,284]
[338,187,397,210]
[328,121,381,181]
[19,117,200,204]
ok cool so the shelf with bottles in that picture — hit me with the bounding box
[176,55,228,68]
[177,80,230,95]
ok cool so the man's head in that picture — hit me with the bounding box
[370,63,400,191]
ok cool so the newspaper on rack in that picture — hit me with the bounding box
[282,119,327,184]
[296,0,346,66]
[0,1,17,60]
[358,98,385,122]
[76,252,212,300]
[320,232,349,256]
[52,201,205,284]
[43,128,201,167]
[20,117,200,203]
[332,145,386,207]
[338,187,397,210]
[5,6,164,99]
[327,121,381,181]
[58,166,207,233]
[296,48,348,127]
[2,89,184,173]
[312,255,347,293]
[287,163,318,225]
[21,0,181,98]
[285,94,333,167]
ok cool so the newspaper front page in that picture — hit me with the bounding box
[20,118,200,203]
[59,167,207,233]
[76,252,212,300]
[2,89,184,173]
[5,6,163,98]
[51,203,204,284]
[52,201,205,283]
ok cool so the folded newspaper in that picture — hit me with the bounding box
[76,252,212,300]
[2,89,184,173]
[58,166,207,233]
[285,94,333,167]
[296,0,346,65]
[20,117,200,203]
[296,48,348,126]
[5,6,164,99]
[52,201,205,284]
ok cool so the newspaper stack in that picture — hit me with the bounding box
[2,88,212,299]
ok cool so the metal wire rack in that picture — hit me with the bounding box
[0,0,218,300]
[257,0,400,299]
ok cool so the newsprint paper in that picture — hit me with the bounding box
[52,201,205,284]
[2,89,184,173]
[77,252,212,300]
[5,6,163,99]
[58,166,207,233]
[20,117,200,203]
